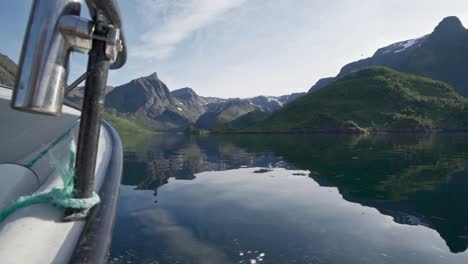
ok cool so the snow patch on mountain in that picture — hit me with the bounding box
[267,97,283,106]
[394,37,426,53]
[377,35,428,56]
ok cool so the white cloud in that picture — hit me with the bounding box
[132,0,246,60]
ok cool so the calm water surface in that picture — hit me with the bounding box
[109,134,468,264]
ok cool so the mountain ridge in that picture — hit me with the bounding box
[104,72,305,130]
[252,67,468,132]
[309,16,468,97]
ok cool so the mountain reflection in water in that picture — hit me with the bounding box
[110,134,468,264]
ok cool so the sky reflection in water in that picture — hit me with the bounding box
[110,134,468,264]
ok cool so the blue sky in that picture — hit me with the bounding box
[1,0,467,98]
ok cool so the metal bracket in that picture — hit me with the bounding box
[105,25,123,61]
[59,15,95,54]
[58,15,122,96]
[59,15,123,61]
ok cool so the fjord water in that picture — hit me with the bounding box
[109,134,468,264]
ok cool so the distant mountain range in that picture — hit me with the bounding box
[103,16,468,132]
[105,72,305,130]
[0,50,304,131]
[194,99,257,129]
[3,16,468,133]
[310,16,468,97]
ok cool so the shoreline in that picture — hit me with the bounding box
[210,128,468,135]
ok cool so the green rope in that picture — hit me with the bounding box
[25,119,81,168]
[0,134,100,222]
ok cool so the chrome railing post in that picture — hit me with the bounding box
[11,0,82,115]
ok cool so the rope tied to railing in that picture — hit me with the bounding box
[0,139,100,222]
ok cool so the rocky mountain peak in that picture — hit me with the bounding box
[171,87,197,100]
[432,16,466,37]
[106,71,304,130]
[105,71,171,116]
[146,72,159,79]
[134,72,160,85]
